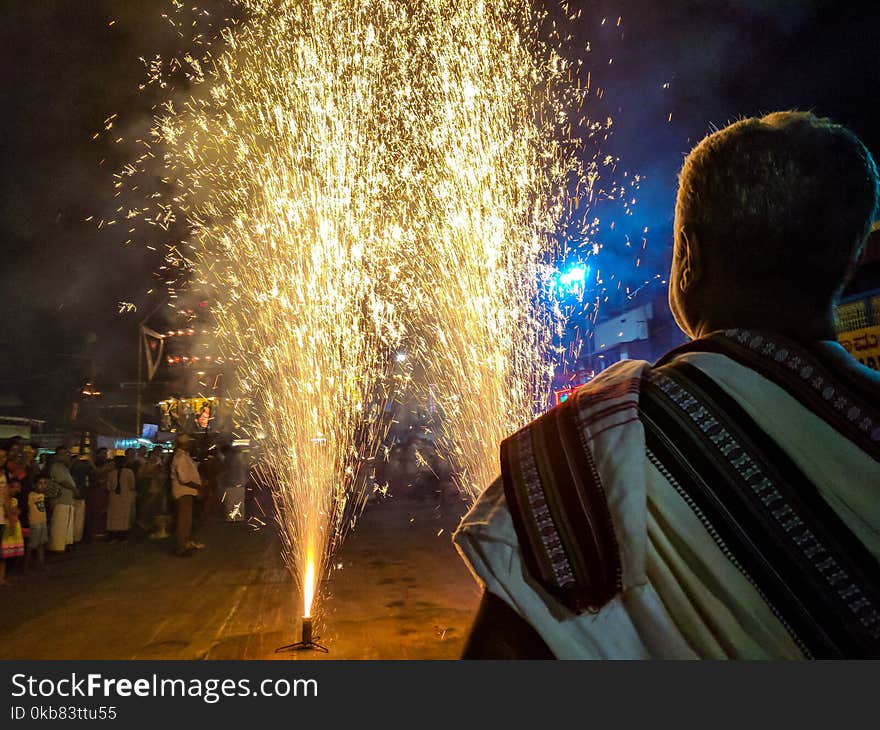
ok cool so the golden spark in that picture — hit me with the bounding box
[114,0,593,620]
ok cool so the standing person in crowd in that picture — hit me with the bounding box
[5,446,29,568]
[412,435,440,503]
[387,439,404,493]
[48,448,77,553]
[432,450,454,509]
[220,445,246,522]
[20,446,37,506]
[124,448,138,528]
[171,434,203,557]
[70,452,94,544]
[137,447,166,534]
[1,479,25,574]
[6,444,28,488]
[87,448,113,542]
[0,450,9,586]
[22,444,37,475]
[136,446,148,471]
[198,445,224,522]
[393,437,417,495]
[152,447,169,520]
[25,474,49,571]
[106,454,136,543]
[135,448,156,531]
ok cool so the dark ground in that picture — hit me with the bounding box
[0,494,480,660]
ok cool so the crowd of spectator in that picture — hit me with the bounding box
[0,425,460,585]
[0,436,253,584]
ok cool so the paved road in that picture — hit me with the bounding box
[0,494,481,660]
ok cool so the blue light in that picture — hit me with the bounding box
[554,263,590,296]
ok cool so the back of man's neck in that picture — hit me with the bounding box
[693,308,836,343]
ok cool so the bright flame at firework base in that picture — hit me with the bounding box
[303,555,316,619]
[117,0,591,620]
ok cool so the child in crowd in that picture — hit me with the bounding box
[26,474,49,571]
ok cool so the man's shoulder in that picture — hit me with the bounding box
[585,357,652,385]
[568,358,651,403]
[457,360,653,616]
[49,463,69,480]
[521,357,650,456]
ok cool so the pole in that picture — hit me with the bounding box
[136,325,144,437]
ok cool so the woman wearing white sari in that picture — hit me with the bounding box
[106,458,136,542]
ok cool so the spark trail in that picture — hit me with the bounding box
[394,2,582,502]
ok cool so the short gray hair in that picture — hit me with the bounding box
[675,111,879,304]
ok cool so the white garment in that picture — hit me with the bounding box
[106,468,136,532]
[171,449,201,500]
[49,503,74,552]
[455,348,880,659]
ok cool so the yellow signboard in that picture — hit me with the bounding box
[839,325,880,371]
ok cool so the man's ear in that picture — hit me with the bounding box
[678,228,702,294]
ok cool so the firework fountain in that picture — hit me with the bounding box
[116,0,590,633]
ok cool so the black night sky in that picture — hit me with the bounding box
[1,0,878,424]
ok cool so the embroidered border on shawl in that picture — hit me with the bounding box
[500,376,630,614]
[512,428,576,589]
[660,329,880,457]
[642,363,880,658]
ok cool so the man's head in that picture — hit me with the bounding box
[176,433,194,453]
[35,474,50,494]
[670,111,879,339]
[95,447,108,464]
[55,447,70,466]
